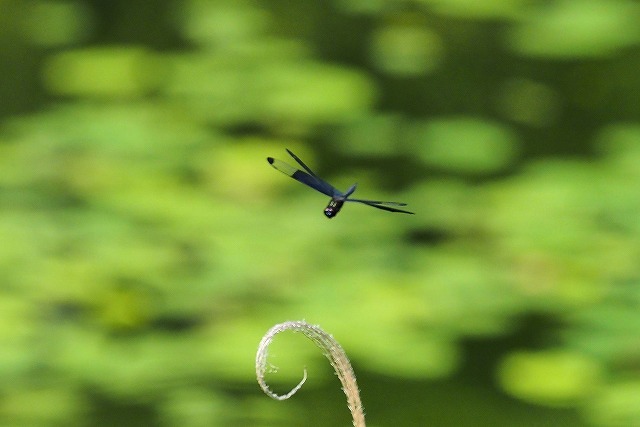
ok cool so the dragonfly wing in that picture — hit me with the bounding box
[346,198,407,206]
[347,199,415,214]
[267,157,338,197]
[286,149,320,177]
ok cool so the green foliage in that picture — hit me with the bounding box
[410,117,518,173]
[508,0,640,58]
[0,0,639,426]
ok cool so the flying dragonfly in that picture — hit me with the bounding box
[267,149,414,218]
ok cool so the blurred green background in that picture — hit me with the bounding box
[1,0,639,426]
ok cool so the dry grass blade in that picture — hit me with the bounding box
[256,320,365,427]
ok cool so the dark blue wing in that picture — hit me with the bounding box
[267,153,340,197]
[346,198,415,215]
[285,149,319,178]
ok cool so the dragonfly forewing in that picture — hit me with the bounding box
[267,157,338,197]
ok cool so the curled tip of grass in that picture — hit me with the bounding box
[256,320,366,427]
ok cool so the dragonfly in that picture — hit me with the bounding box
[267,149,414,218]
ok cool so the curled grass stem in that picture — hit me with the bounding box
[256,320,365,427]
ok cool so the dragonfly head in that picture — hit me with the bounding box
[324,199,344,218]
